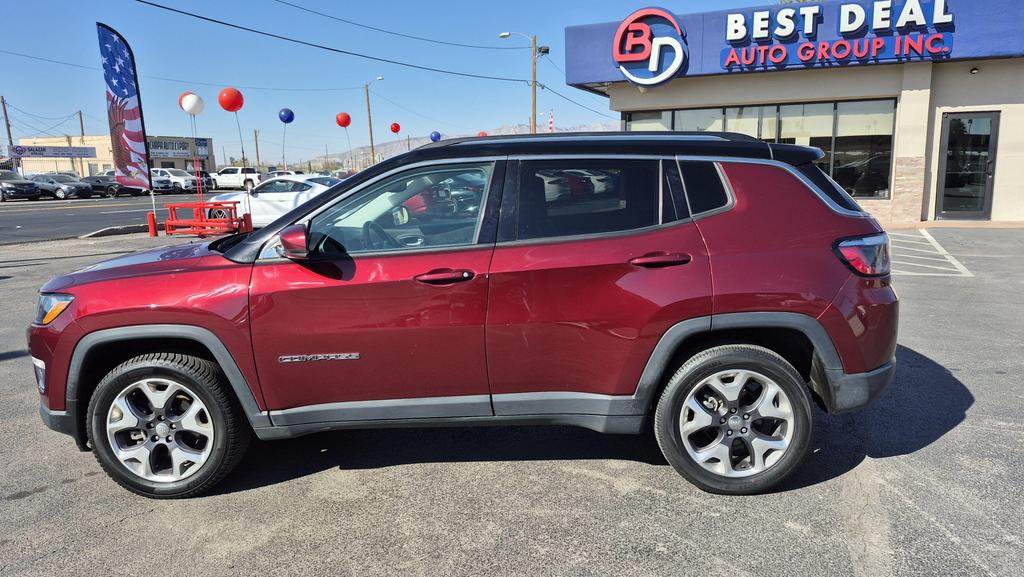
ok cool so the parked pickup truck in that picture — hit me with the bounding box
[211,167,263,190]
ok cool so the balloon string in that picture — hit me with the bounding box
[344,127,352,173]
[234,111,247,167]
[282,123,287,171]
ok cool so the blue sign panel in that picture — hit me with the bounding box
[566,0,1024,87]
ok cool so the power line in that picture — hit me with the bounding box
[7,111,77,138]
[134,0,529,83]
[5,103,77,122]
[270,0,530,51]
[537,83,616,119]
[0,48,363,92]
[370,90,474,131]
[543,54,565,76]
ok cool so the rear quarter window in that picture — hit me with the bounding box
[679,161,729,215]
[795,163,863,212]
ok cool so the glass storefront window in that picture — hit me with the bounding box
[625,99,895,199]
[626,111,671,131]
[832,100,895,199]
[726,106,776,142]
[675,108,724,132]
[780,103,835,174]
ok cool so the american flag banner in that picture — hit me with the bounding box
[97,24,150,190]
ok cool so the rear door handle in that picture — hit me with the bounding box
[628,252,692,268]
[414,268,475,285]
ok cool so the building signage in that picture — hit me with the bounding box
[563,0,1023,87]
[8,145,97,158]
[148,138,192,159]
[612,8,688,86]
[722,0,954,71]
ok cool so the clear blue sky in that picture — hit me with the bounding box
[2,0,766,164]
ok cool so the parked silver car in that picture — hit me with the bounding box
[30,173,94,199]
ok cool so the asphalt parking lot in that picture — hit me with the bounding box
[0,193,219,245]
[0,229,1022,576]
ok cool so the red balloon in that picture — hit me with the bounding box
[390,122,401,134]
[336,112,351,128]
[477,131,488,137]
[218,87,244,112]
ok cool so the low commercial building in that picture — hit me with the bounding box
[16,134,217,176]
[565,0,1024,223]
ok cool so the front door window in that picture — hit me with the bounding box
[307,162,492,255]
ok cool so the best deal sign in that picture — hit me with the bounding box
[608,0,956,87]
[722,0,954,70]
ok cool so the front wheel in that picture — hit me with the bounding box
[172,183,183,194]
[54,189,67,200]
[654,344,813,495]
[87,353,251,498]
[107,186,119,198]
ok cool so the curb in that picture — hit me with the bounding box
[79,224,152,239]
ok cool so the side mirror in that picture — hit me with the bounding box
[279,223,310,261]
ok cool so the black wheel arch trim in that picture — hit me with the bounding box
[634,312,850,413]
[64,325,271,448]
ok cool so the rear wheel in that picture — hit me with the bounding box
[87,353,250,498]
[654,344,812,495]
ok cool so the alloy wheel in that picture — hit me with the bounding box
[678,369,795,478]
[105,378,216,483]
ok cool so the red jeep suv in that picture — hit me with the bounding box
[29,133,897,498]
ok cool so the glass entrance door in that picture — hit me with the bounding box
[938,112,999,219]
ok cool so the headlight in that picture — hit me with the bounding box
[34,294,74,325]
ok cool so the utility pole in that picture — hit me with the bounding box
[64,135,73,174]
[253,128,261,170]
[531,34,537,134]
[1,96,16,171]
[78,110,86,175]
[364,84,375,164]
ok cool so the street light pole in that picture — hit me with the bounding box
[500,32,546,134]
[531,34,537,134]
[364,76,383,164]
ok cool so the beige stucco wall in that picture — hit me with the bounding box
[606,57,1024,223]
[16,134,217,176]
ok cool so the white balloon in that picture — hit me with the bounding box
[180,93,205,116]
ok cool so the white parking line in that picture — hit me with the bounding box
[890,229,973,277]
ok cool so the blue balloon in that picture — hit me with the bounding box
[278,108,295,124]
[429,131,442,142]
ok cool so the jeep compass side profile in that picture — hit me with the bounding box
[29,133,897,498]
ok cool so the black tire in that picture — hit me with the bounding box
[54,188,67,200]
[653,344,813,495]
[107,186,119,198]
[173,183,183,193]
[87,353,251,499]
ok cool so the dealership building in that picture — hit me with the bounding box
[15,134,216,176]
[566,0,1024,223]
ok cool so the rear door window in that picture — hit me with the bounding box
[515,159,660,241]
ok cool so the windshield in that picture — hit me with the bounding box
[167,169,191,177]
[0,171,24,181]
[50,174,74,182]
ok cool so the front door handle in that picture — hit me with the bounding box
[629,252,692,268]
[414,268,475,285]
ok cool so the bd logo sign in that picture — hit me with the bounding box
[612,8,688,87]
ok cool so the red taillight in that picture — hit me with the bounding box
[835,233,890,276]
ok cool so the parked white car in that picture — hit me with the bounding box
[211,166,263,190]
[152,168,198,193]
[207,174,342,227]
[267,170,304,178]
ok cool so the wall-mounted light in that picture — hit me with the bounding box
[970,67,980,75]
